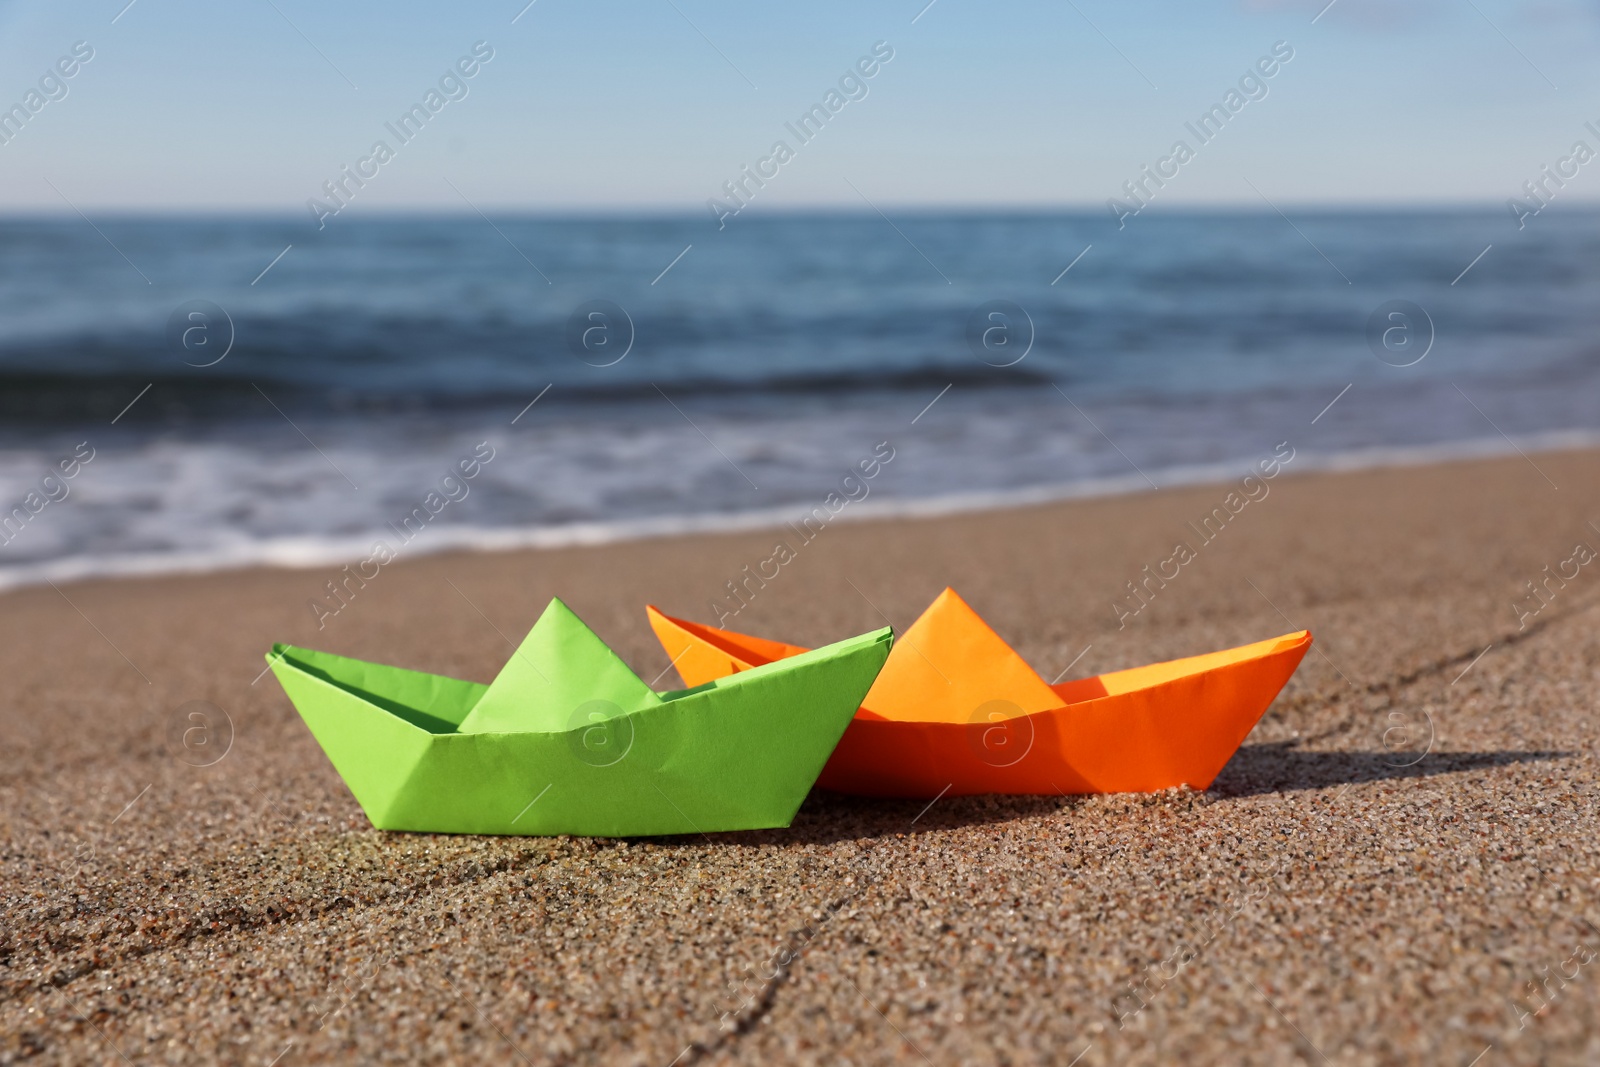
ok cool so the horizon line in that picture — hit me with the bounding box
[0,199,1590,220]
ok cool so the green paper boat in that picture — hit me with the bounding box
[266,598,892,837]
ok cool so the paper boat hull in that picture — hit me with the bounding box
[648,609,1310,798]
[268,628,890,836]
[822,633,1310,796]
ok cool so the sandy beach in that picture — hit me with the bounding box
[2,447,1598,1066]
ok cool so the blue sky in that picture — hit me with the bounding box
[0,0,1596,212]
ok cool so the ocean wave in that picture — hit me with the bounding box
[3,428,1595,596]
[0,364,1060,425]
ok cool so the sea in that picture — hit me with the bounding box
[0,209,1596,591]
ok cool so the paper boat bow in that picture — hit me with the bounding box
[649,588,1311,798]
[268,598,891,836]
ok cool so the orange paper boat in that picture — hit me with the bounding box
[647,589,1311,798]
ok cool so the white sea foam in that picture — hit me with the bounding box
[2,427,1593,595]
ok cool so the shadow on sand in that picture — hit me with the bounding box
[713,742,1571,848]
[1208,740,1569,799]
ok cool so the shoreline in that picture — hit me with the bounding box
[4,445,1600,1064]
[4,429,1598,599]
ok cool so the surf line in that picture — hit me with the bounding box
[307,442,496,629]
[0,442,96,550]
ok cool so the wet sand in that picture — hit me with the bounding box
[2,448,1599,1065]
